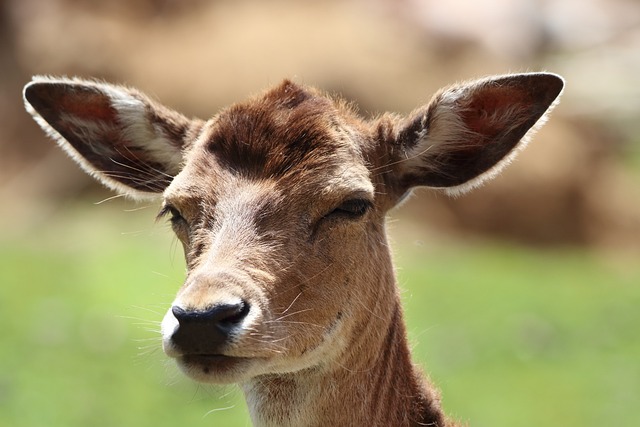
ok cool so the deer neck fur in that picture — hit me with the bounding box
[242,268,449,427]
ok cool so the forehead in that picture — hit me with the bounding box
[170,80,371,198]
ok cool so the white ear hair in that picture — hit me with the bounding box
[24,75,199,198]
[393,72,564,196]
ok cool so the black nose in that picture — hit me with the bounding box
[170,302,250,354]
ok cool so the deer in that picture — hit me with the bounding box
[23,72,563,426]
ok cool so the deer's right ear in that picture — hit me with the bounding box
[23,76,204,199]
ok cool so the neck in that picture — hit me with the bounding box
[241,297,450,426]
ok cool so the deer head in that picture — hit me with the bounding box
[24,73,563,425]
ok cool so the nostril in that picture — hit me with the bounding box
[220,301,250,326]
[171,305,188,322]
[171,301,250,327]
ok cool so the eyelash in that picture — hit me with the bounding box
[325,198,372,220]
[158,205,185,225]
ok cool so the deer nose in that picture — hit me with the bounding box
[170,302,250,354]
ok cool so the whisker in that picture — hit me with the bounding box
[278,291,303,316]
[117,314,161,323]
[203,405,236,418]
[128,305,166,316]
[264,320,324,329]
[94,193,125,204]
[270,308,314,322]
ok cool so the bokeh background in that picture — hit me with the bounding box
[1,0,639,426]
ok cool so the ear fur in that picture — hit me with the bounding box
[389,72,564,196]
[23,76,203,199]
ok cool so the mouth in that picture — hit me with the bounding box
[182,354,244,371]
[176,354,256,383]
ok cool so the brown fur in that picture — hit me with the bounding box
[23,73,563,426]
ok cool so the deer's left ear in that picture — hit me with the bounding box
[385,73,564,196]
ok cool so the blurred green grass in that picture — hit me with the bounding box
[1,203,638,427]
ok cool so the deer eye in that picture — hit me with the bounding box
[158,205,186,226]
[326,198,372,220]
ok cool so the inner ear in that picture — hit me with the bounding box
[24,77,202,198]
[392,73,564,194]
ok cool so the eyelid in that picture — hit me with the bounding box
[326,197,373,220]
[156,204,183,222]
[338,198,372,211]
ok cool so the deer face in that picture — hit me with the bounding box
[158,85,384,382]
[23,73,563,384]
